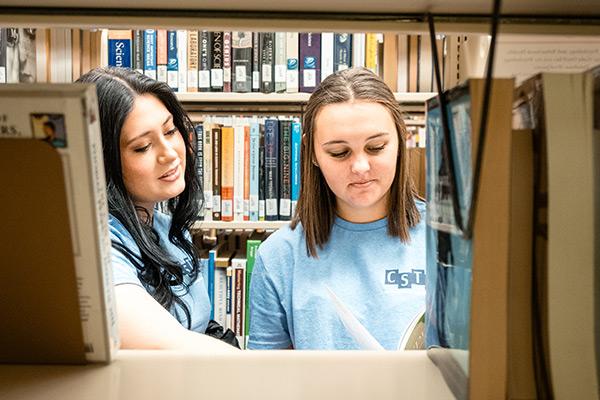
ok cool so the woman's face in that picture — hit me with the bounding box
[119,94,186,211]
[313,100,399,223]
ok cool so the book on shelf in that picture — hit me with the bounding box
[333,33,352,73]
[321,32,334,82]
[425,78,539,399]
[233,31,253,93]
[222,32,232,92]
[278,118,292,220]
[259,32,275,94]
[210,31,224,92]
[513,68,600,400]
[107,29,132,69]
[299,32,320,93]
[132,30,143,74]
[285,32,299,93]
[274,32,287,93]
[264,118,280,220]
[187,30,199,92]
[176,30,187,93]
[251,32,261,92]
[0,84,119,363]
[0,28,6,83]
[156,29,167,83]
[143,29,157,80]
[197,30,210,92]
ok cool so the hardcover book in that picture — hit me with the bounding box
[299,33,321,93]
[232,31,253,93]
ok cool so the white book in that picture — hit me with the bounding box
[231,257,247,348]
[213,267,228,327]
[0,84,119,362]
[321,32,334,81]
[274,32,287,92]
[233,123,245,221]
[35,28,48,83]
[176,30,187,92]
[352,33,366,68]
[285,32,299,93]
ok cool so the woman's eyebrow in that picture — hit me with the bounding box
[322,132,390,146]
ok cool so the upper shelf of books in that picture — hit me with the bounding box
[2,1,600,34]
[176,92,436,104]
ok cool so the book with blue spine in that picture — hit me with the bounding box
[264,118,280,221]
[108,30,132,68]
[249,121,260,221]
[143,29,157,80]
[334,33,352,72]
[166,30,178,91]
[207,247,216,320]
[278,119,292,220]
[290,120,301,216]
[299,33,321,93]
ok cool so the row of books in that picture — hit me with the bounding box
[194,229,272,349]
[195,116,301,222]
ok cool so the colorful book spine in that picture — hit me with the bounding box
[226,265,233,330]
[187,30,199,92]
[194,124,204,219]
[156,29,168,83]
[260,32,275,93]
[321,32,334,81]
[258,123,266,220]
[220,126,234,222]
[334,33,352,72]
[143,29,157,80]
[232,31,252,93]
[222,32,232,92]
[210,31,224,92]
[176,30,187,92]
[198,30,210,92]
[232,257,247,347]
[279,119,292,220]
[285,32,299,93]
[243,125,251,221]
[299,32,321,93]
[365,33,378,74]
[245,239,262,344]
[252,32,261,92]
[107,30,132,68]
[291,120,302,217]
[264,118,280,221]
[202,122,213,219]
[208,248,216,320]
[166,30,178,91]
[249,121,260,221]
[212,126,222,221]
[132,30,144,74]
[274,32,287,93]
[233,124,245,221]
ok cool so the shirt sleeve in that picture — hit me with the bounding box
[247,251,292,349]
[110,224,144,288]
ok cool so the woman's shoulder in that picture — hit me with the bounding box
[257,222,304,259]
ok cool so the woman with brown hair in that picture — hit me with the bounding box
[248,68,426,350]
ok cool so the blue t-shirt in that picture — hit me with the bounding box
[109,212,211,333]
[248,201,427,350]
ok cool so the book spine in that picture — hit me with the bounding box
[243,125,251,221]
[220,126,234,221]
[258,123,266,220]
[132,30,144,74]
[299,32,321,93]
[210,31,224,91]
[187,30,199,92]
[279,119,292,220]
[274,32,287,93]
[285,32,299,93]
[365,33,378,74]
[252,32,261,92]
[291,120,301,217]
[107,30,132,68]
[198,30,211,92]
[352,33,365,68]
[156,29,168,83]
[249,122,260,221]
[321,32,334,81]
[201,122,213,218]
[232,31,252,93]
[334,33,352,72]
[260,32,275,93]
[212,126,222,220]
[232,259,246,348]
[214,266,228,327]
[176,30,187,92]
[245,240,262,343]
[222,32,232,92]
[208,249,216,320]
[167,30,178,91]
[225,265,233,330]
[194,123,204,220]
[264,119,280,220]
[143,29,157,80]
[233,124,245,221]
[0,28,6,83]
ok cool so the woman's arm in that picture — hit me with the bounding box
[115,284,237,352]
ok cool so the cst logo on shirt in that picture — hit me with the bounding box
[385,269,426,288]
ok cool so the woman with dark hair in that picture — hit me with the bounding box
[77,67,235,351]
[248,68,426,350]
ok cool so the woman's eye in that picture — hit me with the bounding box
[329,151,349,159]
[165,127,178,136]
[134,144,151,153]
[367,145,385,153]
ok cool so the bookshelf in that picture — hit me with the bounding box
[193,220,288,230]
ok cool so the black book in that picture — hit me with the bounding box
[264,118,279,220]
[258,122,266,220]
[232,31,252,93]
[278,119,292,221]
[212,126,222,220]
[210,32,224,92]
[252,32,261,92]
[259,32,275,93]
[199,31,211,92]
[133,30,144,74]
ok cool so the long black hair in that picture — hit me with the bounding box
[77,66,202,328]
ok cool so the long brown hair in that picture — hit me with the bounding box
[291,67,421,257]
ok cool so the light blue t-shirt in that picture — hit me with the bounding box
[248,201,426,350]
[109,211,211,333]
